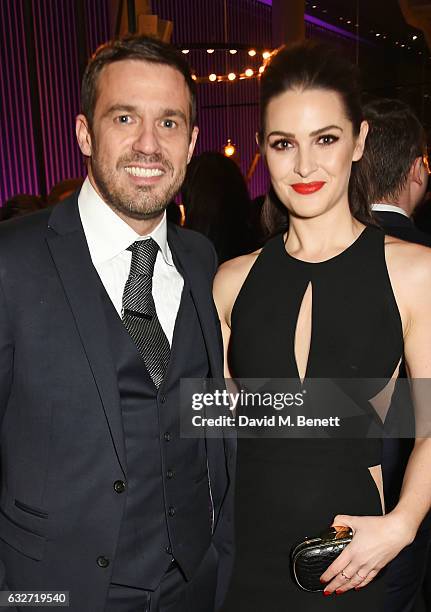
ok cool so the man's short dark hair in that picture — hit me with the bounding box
[362,98,426,202]
[81,35,196,129]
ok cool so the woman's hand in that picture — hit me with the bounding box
[319,512,415,595]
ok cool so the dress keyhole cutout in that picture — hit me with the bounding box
[294,281,313,384]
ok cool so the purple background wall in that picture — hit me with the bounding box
[0,0,359,204]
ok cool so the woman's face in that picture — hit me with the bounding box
[262,88,368,219]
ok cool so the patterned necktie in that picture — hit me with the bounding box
[122,238,171,387]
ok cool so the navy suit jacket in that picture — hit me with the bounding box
[0,192,234,611]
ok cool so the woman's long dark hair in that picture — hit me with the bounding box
[259,40,373,236]
[181,152,258,263]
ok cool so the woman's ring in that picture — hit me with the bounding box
[341,570,351,580]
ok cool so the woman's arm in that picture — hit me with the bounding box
[213,252,260,378]
[321,243,431,595]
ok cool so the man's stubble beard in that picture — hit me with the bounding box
[90,150,186,221]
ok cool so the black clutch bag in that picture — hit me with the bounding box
[291,526,353,592]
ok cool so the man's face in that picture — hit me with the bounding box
[76,59,198,220]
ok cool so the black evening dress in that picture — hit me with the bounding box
[221,225,404,611]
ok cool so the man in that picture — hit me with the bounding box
[363,98,431,612]
[0,36,233,612]
[364,98,431,246]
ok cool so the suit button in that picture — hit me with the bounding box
[114,480,126,493]
[166,469,174,479]
[97,556,110,568]
[164,432,171,442]
[165,545,172,554]
[168,506,176,517]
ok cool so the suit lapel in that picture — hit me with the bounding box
[167,225,230,526]
[46,194,127,476]
[167,225,224,379]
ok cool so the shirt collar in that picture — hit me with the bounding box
[371,203,409,218]
[78,177,174,266]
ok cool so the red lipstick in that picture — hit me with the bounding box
[291,181,326,195]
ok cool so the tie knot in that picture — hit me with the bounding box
[127,238,159,277]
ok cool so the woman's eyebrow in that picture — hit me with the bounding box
[267,125,343,139]
[309,124,343,136]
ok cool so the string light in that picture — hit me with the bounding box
[209,73,217,81]
[228,72,236,80]
[259,65,265,74]
[229,49,238,54]
[223,139,236,157]
[206,48,215,54]
[412,35,418,41]
[245,68,254,77]
[248,49,257,56]
[262,51,271,59]
[182,49,190,54]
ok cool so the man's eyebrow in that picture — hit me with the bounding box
[102,105,188,124]
[267,125,344,139]
[160,108,188,124]
[102,104,138,118]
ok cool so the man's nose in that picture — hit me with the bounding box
[132,124,161,155]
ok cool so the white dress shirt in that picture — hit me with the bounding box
[371,203,409,218]
[78,177,183,345]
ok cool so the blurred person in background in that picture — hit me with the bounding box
[362,98,431,612]
[46,177,84,206]
[181,151,259,263]
[363,99,430,246]
[0,194,44,221]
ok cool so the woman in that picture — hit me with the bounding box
[214,41,431,611]
[181,151,259,263]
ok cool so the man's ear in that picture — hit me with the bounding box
[352,120,369,162]
[411,156,424,186]
[187,126,199,164]
[76,114,93,157]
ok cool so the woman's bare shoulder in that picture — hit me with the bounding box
[213,249,262,323]
[385,235,431,285]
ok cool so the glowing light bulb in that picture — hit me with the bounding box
[224,139,236,157]
[229,49,237,54]
[191,74,197,81]
[206,48,215,54]
[248,49,257,56]
[262,51,271,60]
[245,68,254,77]
[182,49,190,54]
[228,72,236,81]
[259,65,265,74]
[209,73,217,81]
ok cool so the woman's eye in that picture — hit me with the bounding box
[270,139,293,150]
[161,119,177,129]
[317,134,338,146]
